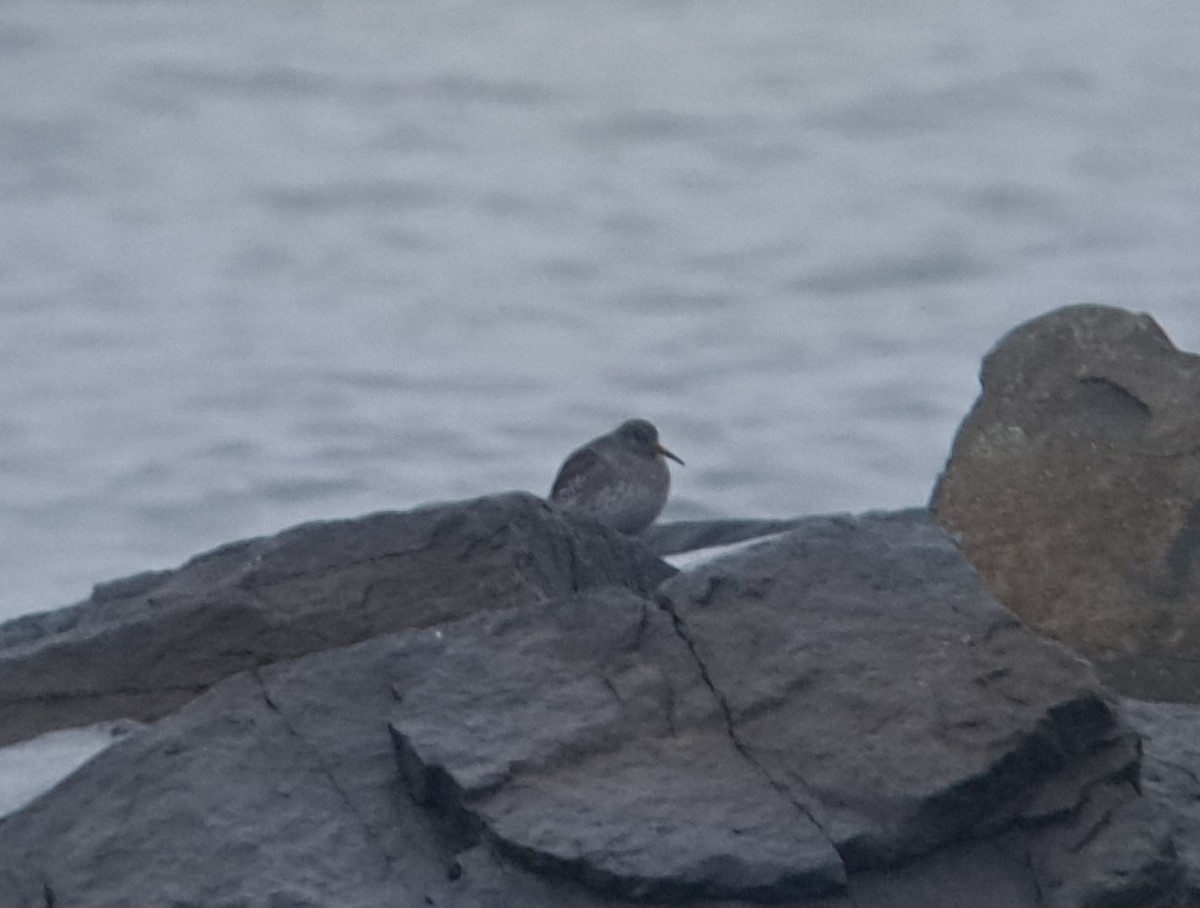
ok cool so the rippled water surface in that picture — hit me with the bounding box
[3,0,1200,618]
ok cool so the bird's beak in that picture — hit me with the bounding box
[656,443,685,466]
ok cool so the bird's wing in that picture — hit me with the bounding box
[550,446,614,504]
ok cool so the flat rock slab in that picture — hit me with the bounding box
[932,304,1200,701]
[0,512,1182,907]
[389,588,845,902]
[0,492,674,746]
[0,621,619,908]
[656,512,1174,901]
[392,512,1177,905]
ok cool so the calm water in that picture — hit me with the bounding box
[3,0,1200,620]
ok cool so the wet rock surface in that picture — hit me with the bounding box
[932,304,1200,701]
[0,510,1185,907]
[0,492,674,747]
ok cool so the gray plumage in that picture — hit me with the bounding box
[550,418,684,534]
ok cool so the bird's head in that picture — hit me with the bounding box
[616,419,685,465]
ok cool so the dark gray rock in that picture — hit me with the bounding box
[0,511,1183,907]
[932,304,1200,702]
[0,622,619,908]
[1123,698,1200,900]
[0,492,675,746]
[654,511,1178,905]
[389,587,845,903]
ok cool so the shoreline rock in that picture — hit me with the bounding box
[0,509,1187,907]
[932,304,1200,702]
[0,492,673,747]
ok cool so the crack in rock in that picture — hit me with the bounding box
[1020,842,1046,908]
[389,589,849,903]
[1068,795,1122,855]
[659,596,846,871]
[1151,756,1200,791]
[251,668,393,878]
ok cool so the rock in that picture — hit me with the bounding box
[0,637,460,908]
[932,304,1200,702]
[1,510,1180,907]
[653,511,1177,906]
[1122,697,1200,901]
[0,492,675,747]
[389,586,846,903]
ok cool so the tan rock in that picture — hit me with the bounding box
[932,304,1200,701]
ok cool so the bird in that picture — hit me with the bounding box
[549,418,684,535]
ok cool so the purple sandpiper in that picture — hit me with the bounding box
[549,418,684,534]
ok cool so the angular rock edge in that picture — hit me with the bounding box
[0,492,675,746]
[385,511,1181,905]
[0,505,1190,907]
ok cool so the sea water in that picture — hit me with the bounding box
[2,0,1200,620]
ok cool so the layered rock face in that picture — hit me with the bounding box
[0,504,1185,908]
[932,304,1200,701]
[0,492,673,746]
